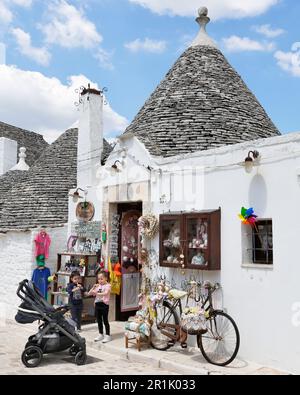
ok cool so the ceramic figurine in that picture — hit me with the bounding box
[167,255,174,263]
[191,252,205,265]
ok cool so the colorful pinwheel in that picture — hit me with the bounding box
[238,207,257,226]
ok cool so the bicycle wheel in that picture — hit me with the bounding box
[197,311,240,366]
[151,300,180,351]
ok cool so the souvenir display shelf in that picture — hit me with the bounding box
[159,209,221,271]
[51,253,98,323]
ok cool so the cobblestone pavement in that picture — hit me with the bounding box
[0,321,177,375]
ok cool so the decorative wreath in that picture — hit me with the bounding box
[138,214,159,240]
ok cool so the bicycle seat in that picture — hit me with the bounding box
[168,289,188,300]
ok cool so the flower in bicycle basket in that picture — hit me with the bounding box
[204,311,210,319]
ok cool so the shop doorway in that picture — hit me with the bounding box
[116,202,142,321]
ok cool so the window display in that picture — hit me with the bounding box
[187,217,209,268]
[160,210,221,270]
[160,217,183,267]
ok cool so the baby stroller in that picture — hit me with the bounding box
[15,279,87,368]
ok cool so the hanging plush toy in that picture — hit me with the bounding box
[238,207,258,226]
[102,224,107,243]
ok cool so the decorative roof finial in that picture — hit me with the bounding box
[11,147,30,172]
[190,7,217,48]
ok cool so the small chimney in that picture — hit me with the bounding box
[0,137,18,176]
[77,84,104,187]
[11,146,29,171]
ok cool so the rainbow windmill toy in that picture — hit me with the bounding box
[239,207,258,226]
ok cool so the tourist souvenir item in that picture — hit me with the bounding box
[239,207,258,227]
[76,201,95,222]
[34,230,51,259]
[138,214,159,240]
[191,252,205,266]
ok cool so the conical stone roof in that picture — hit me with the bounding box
[0,128,113,231]
[123,9,280,158]
[0,121,48,166]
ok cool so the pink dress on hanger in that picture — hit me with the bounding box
[35,232,51,258]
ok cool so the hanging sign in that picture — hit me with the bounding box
[71,221,101,238]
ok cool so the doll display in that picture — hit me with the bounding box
[163,225,181,249]
[188,221,208,249]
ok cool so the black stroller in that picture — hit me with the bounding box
[15,279,87,368]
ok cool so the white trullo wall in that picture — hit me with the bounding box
[0,137,17,176]
[100,132,300,374]
[0,225,68,321]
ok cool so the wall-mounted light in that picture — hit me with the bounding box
[244,150,260,173]
[69,187,88,203]
[111,160,122,173]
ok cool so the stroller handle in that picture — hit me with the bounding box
[17,279,30,302]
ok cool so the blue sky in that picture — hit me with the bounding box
[0,0,299,143]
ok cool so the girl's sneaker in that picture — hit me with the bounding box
[102,335,112,343]
[94,334,104,342]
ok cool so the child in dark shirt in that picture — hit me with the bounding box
[67,271,86,332]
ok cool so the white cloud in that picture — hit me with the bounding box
[0,65,129,143]
[253,24,285,38]
[0,0,32,24]
[40,0,102,49]
[125,38,167,53]
[94,48,114,70]
[222,35,275,53]
[129,0,279,19]
[11,28,51,66]
[12,0,32,6]
[274,43,300,77]
[0,2,12,23]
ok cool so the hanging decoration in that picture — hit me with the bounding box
[138,214,159,240]
[76,201,95,222]
[238,207,257,226]
[108,257,121,295]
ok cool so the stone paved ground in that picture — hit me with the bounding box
[0,320,290,375]
[0,321,177,375]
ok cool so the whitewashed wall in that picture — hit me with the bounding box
[99,132,300,374]
[0,137,17,176]
[0,225,68,321]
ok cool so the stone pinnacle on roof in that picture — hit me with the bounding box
[191,7,218,49]
[11,147,29,171]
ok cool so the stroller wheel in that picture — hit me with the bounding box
[75,350,87,366]
[21,346,43,368]
[69,345,78,357]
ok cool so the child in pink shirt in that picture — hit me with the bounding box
[89,270,112,343]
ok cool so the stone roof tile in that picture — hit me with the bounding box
[123,46,280,157]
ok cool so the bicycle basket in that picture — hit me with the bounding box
[180,307,207,335]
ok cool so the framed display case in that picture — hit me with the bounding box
[159,214,184,268]
[159,209,221,271]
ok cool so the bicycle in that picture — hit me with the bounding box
[150,281,240,366]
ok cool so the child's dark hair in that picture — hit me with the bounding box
[70,271,81,282]
[97,270,110,283]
